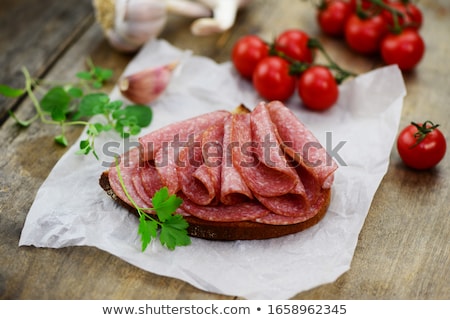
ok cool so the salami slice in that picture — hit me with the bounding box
[139,110,230,161]
[139,161,164,199]
[231,106,299,197]
[255,193,308,217]
[179,194,270,222]
[177,134,216,205]
[267,100,338,188]
[154,142,181,195]
[131,174,153,208]
[220,115,253,205]
[196,123,225,205]
[108,148,150,209]
[254,190,328,225]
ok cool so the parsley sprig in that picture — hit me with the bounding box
[1,62,153,159]
[115,159,191,251]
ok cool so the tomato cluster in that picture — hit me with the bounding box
[317,0,425,71]
[232,30,352,111]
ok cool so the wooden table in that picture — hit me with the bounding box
[1,0,449,299]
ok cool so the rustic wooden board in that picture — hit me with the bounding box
[0,0,94,122]
[0,0,449,299]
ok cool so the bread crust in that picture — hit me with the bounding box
[99,171,331,240]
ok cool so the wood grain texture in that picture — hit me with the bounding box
[0,0,93,122]
[1,0,449,299]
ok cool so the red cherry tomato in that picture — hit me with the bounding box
[397,121,447,170]
[382,1,423,30]
[298,66,338,111]
[252,56,296,101]
[232,35,269,79]
[317,0,353,37]
[345,14,388,54]
[380,29,425,71]
[275,29,314,63]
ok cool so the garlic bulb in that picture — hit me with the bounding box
[93,0,212,52]
[119,62,178,104]
[92,0,253,52]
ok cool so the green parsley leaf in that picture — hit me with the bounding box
[153,194,183,223]
[0,84,25,97]
[152,186,169,205]
[138,215,158,252]
[151,187,181,220]
[160,216,191,250]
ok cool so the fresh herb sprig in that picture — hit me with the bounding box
[115,159,191,251]
[1,62,153,159]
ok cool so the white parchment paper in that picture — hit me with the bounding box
[19,39,406,300]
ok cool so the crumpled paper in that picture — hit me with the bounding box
[19,39,406,300]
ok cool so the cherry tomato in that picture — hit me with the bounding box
[345,14,388,54]
[232,35,269,79]
[252,56,296,101]
[380,29,425,71]
[275,29,314,63]
[298,66,338,111]
[397,121,447,170]
[317,0,352,37]
[382,1,423,30]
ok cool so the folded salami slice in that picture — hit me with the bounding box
[177,133,218,206]
[139,110,230,161]
[254,189,329,225]
[179,194,270,222]
[220,115,253,205]
[267,100,338,188]
[250,102,300,195]
[195,123,225,205]
[154,143,180,194]
[139,161,164,200]
[108,148,150,209]
[231,112,298,198]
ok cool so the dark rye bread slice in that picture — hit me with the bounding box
[99,171,331,241]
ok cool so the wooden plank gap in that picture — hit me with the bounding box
[0,14,96,126]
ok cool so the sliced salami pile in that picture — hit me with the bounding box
[101,101,338,240]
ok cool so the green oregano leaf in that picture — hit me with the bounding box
[40,87,71,121]
[0,84,25,98]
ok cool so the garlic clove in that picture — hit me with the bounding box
[191,0,239,36]
[119,62,178,105]
[191,0,252,36]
